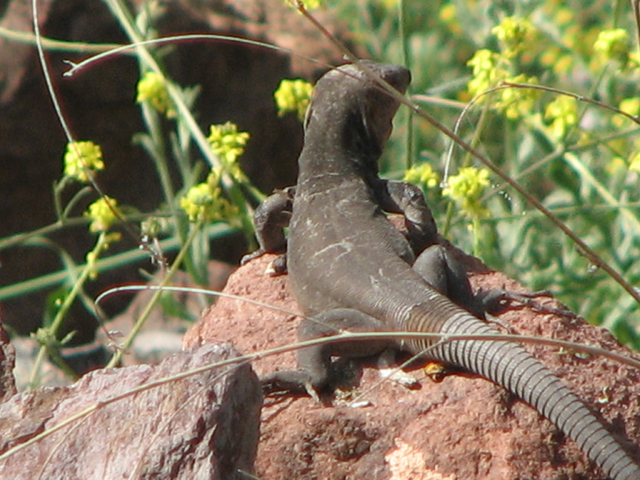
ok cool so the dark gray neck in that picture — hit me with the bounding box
[298,110,382,183]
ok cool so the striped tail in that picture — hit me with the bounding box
[407,300,640,480]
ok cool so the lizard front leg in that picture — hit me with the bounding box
[376,179,484,316]
[262,308,394,397]
[379,179,539,319]
[241,186,295,274]
[376,179,438,256]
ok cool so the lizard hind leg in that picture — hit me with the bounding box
[262,308,394,398]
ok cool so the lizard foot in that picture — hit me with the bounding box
[264,253,287,276]
[477,288,577,319]
[261,370,322,402]
[239,248,265,266]
[377,348,420,389]
[240,250,288,276]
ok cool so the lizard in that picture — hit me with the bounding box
[252,60,640,479]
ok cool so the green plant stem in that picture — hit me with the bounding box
[140,103,176,211]
[105,218,206,368]
[0,223,233,301]
[563,151,640,231]
[472,216,482,257]
[398,0,413,169]
[441,99,493,240]
[0,218,86,251]
[0,25,123,52]
[28,231,111,388]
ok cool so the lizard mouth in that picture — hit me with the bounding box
[380,65,411,96]
[364,64,411,148]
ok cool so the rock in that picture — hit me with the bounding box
[11,336,71,390]
[10,261,237,390]
[0,343,262,480]
[187,253,640,480]
[0,322,17,402]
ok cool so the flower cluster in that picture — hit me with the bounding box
[544,96,577,139]
[137,71,175,117]
[611,97,640,129]
[491,16,536,58]
[84,196,121,233]
[466,17,540,120]
[180,182,219,223]
[439,3,462,36]
[274,79,313,122]
[467,49,502,98]
[180,171,235,223]
[496,73,539,120]
[593,28,630,65]
[63,141,104,182]
[287,0,321,10]
[403,163,440,189]
[207,122,250,166]
[629,152,640,173]
[181,122,249,223]
[467,50,538,120]
[442,167,490,218]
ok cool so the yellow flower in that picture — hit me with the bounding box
[137,71,175,117]
[439,3,461,35]
[619,97,640,116]
[593,28,630,65]
[612,97,640,128]
[207,122,250,165]
[85,196,120,233]
[286,0,321,10]
[491,17,537,58]
[629,152,640,173]
[404,163,440,189]
[274,79,313,122]
[467,49,505,98]
[63,141,104,182]
[181,183,217,222]
[544,96,578,138]
[442,167,490,218]
[497,74,539,120]
[180,180,236,223]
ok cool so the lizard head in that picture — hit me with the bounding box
[302,61,411,176]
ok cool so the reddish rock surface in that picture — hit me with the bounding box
[0,342,262,480]
[0,322,17,402]
[185,252,640,480]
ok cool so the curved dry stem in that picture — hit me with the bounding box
[63,34,325,78]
